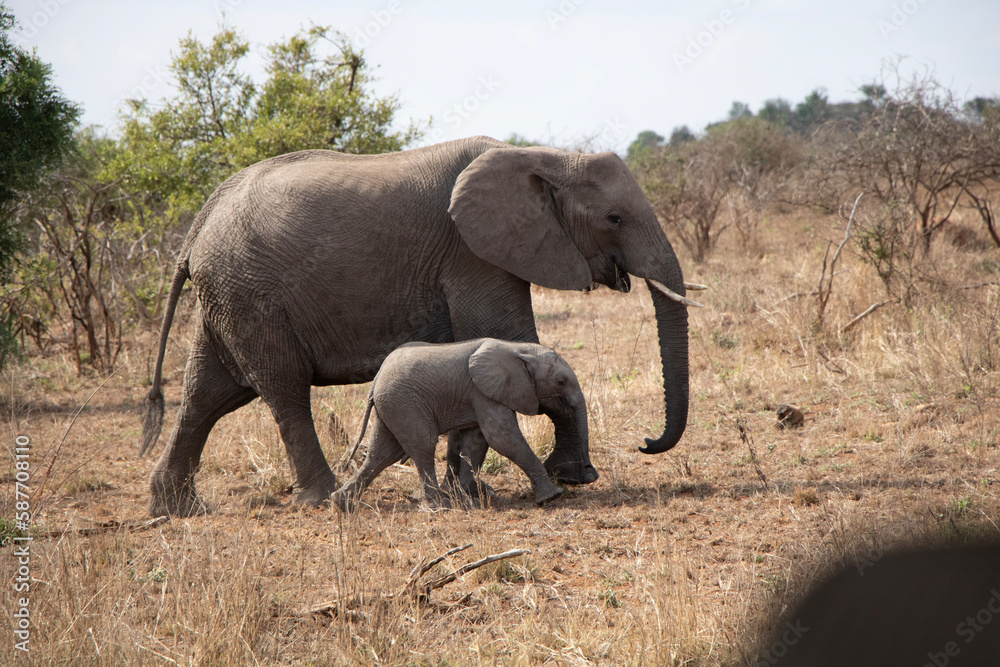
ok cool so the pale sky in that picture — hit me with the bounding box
[7,0,1000,153]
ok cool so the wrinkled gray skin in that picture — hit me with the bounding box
[334,339,590,510]
[140,136,689,518]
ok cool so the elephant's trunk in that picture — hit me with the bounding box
[543,396,598,485]
[640,276,690,454]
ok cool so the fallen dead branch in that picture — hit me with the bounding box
[417,548,530,597]
[840,299,899,335]
[37,516,169,539]
[309,543,529,616]
[402,543,473,596]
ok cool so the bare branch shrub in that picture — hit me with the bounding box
[832,63,1000,254]
[7,135,171,374]
[633,117,801,262]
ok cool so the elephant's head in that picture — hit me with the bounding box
[450,145,694,455]
[469,340,596,484]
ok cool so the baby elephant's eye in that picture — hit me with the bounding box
[557,378,568,386]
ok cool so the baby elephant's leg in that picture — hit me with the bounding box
[407,434,451,509]
[332,419,405,512]
[481,411,563,506]
[444,428,497,507]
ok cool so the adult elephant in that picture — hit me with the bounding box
[140,136,696,517]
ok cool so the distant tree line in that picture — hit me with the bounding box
[626,73,1000,280]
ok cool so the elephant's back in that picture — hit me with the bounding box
[189,138,503,256]
[183,142,503,383]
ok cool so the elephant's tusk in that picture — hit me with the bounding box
[683,282,708,291]
[648,279,705,308]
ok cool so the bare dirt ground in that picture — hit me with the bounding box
[2,208,999,665]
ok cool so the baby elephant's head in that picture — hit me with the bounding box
[522,348,585,417]
[469,339,596,485]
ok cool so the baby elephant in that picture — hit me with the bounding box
[333,338,592,511]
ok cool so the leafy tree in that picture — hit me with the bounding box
[668,125,696,149]
[727,101,752,121]
[794,88,830,134]
[504,133,543,147]
[964,96,1000,125]
[110,26,422,232]
[13,131,145,373]
[626,130,665,163]
[758,98,794,128]
[859,84,887,106]
[0,3,79,369]
[8,24,422,373]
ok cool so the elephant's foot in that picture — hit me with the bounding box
[293,470,339,508]
[544,451,599,486]
[331,486,359,513]
[444,476,497,509]
[149,469,208,518]
[423,486,453,509]
[534,481,564,506]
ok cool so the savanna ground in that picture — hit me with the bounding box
[2,203,999,665]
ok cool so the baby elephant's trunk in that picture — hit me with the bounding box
[543,397,598,485]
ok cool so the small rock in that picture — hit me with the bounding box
[776,404,805,428]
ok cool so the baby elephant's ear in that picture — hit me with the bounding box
[469,340,540,416]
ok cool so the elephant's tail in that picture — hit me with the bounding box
[139,260,190,457]
[339,388,375,471]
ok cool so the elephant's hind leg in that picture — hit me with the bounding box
[150,329,257,517]
[332,419,405,512]
[406,433,452,509]
[261,385,341,507]
[220,307,339,507]
[444,427,496,507]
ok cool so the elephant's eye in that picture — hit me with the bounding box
[608,213,623,225]
[557,378,568,386]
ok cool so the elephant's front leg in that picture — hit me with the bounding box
[444,427,496,506]
[446,416,593,495]
[477,407,563,506]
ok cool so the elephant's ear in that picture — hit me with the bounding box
[449,147,593,290]
[469,340,540,416]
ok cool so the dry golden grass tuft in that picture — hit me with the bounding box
[2,206,999,664]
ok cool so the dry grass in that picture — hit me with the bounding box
[2,206,999,665]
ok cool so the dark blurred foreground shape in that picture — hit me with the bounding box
[758,545,1000,666]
